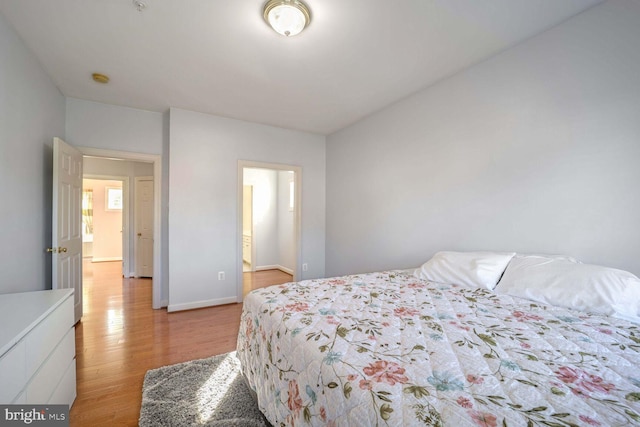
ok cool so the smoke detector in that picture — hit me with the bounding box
[132,0,147,12]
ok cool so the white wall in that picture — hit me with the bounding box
[65,98,169,304]
[278,171,296,272]
[66,98,164,154]
[169,108,325,311]
[0,13,66,294]
[326,0,640,277]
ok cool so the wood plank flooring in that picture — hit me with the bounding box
[70,261,292,426]
[243,268,294,296]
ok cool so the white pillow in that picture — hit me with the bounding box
[496,257,640,319]
[513,253,580,263]
[415,251,516,290]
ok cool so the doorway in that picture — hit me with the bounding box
[81,147,163,309]
[238,161,302,300]
[82,178,125,272]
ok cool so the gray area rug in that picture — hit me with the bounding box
[139,351,271,426]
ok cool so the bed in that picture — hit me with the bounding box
[237,253,640,426]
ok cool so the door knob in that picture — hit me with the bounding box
[46,247,57,253]
[137,233,142,237]
[59,247,68,253]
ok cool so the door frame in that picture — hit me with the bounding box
[242,185,255,273]
[80,147,163,309]
[83,175,130,276]
[237,160,302,302]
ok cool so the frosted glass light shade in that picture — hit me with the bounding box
[263,0,310,37]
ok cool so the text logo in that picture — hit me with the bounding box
[0,405,68,427]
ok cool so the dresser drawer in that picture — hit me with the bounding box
[0,290,75,407]
[0,340,26,403]
[49,358,76,406]
[26,327,75,404]
[25,296,73,379]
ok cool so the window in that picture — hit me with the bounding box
[82,190,94,238]
[106,187,123,211]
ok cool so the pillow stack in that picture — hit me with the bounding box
[414,251,515,290]
[415,251,640,322]
[495,255,640,321]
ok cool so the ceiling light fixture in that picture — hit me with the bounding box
[92,73,110,84]
[263,0,311,37]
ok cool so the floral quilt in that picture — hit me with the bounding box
[236,271,640,426]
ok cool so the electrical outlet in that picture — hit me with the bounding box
[218,271,225,280]
[302,263,308,272]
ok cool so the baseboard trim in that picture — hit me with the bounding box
[167,296,237,313]
[255,265,294,275]
[91,257,123,263]
[277,265,294,275]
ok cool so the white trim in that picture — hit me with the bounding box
[255,265,294,275]
[80,147,163,309]
[91,257,123,263]
[237,160,302,304]
[254,265,279,271]
[83,174,129,279]
[167,297,237,312]
[278,265,294,275]
[248,186,256,273]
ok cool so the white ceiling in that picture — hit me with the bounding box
[0,0,603,135]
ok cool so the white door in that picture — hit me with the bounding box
[51,137,83,323]
[135,177,154,277]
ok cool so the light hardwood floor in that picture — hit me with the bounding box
[243,268,294,296]
[70,261,292,426]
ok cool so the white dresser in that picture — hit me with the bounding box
[0,289,76,406]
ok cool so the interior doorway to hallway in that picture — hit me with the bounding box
[81,148,163,309]
[237,161,302,301]
[82,178,124,273]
